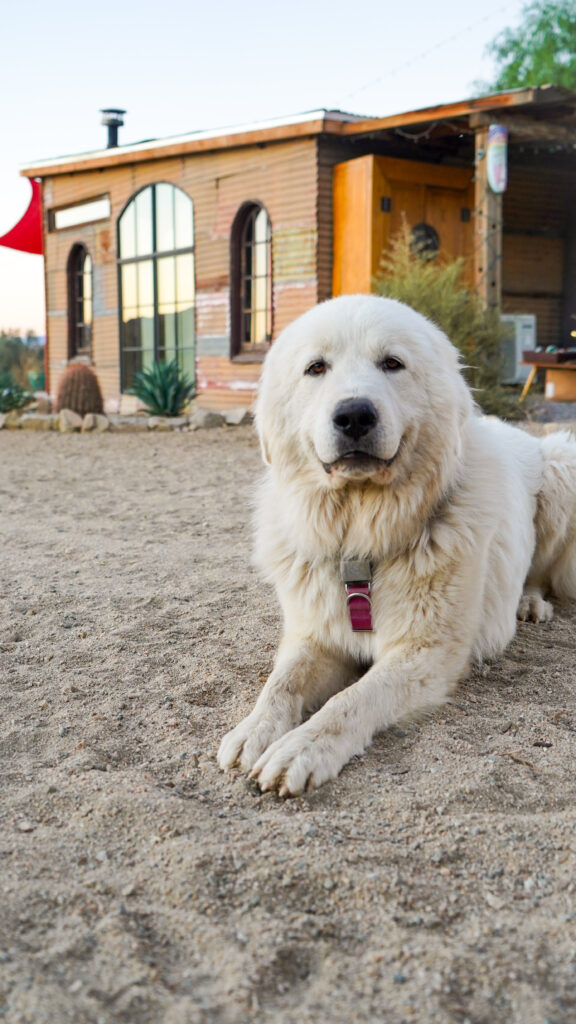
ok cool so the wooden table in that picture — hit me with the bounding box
[519,361,576,402]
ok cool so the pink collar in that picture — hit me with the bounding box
[340,558,373,632]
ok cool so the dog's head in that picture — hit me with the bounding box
[256,295,474,489]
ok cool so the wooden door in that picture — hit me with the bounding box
[333,155,474,295]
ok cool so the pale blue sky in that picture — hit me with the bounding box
[0,0,525,335]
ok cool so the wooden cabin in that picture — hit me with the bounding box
[21,86,576,411]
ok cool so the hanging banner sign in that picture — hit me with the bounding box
[487,124,508,194]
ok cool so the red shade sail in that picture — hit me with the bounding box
[0,178,43,254]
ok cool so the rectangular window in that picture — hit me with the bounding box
[50,196,110,231]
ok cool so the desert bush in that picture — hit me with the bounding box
[374,226,523,419]
[0,372,31,413]
[128,359,196,416]
[56,363,104,416]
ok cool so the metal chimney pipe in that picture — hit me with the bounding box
[100,109,126,149]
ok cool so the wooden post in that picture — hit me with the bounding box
[473,125,503,308]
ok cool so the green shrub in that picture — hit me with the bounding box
[374,227,523,419]
[0,372,31,413]
[128,359,196,416]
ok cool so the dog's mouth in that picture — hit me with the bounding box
[322,449,399,477]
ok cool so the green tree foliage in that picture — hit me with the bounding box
[0,330,44,388]
[0,373,31,413]
[482,0,576,92]
[374,227,523,419]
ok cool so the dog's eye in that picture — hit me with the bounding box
[380,357,405,372]
[305,360,327,377]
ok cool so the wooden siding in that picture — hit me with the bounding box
[333,155,473,295]
[316,139,353,304]
[42,137,320,407]
[502,164,575,347]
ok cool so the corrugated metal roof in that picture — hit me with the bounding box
[21,86,576,179]
[21,109,368,177]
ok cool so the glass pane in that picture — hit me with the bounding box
[123,348,142,388]
[82,254,93,326]
[159,311,177,362]
[254,206,270,247]
[179,343,196,382]
[83,254,92,297]
[157,257,176,312]
[121,264,138,312]
[119,201,136,260]
[137,261,154,311]
[175,189,194,250]
[175,253,195,304]
[140,309,155,353]
[155,183,175,253]
[135,188,153,256]
[177,305,195,350]
[124,318,141,348]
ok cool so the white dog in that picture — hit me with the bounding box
[218,295,576,795]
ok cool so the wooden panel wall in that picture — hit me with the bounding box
[43,137,320,408]
[333,155,474,296]
[502,163,576,347]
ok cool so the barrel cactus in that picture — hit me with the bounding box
[56,363,104,416]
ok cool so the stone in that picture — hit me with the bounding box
[148,416,188,431]
[93,413,111,432]
[58,409,83,433]
[4,410,22,429]
[82,412,110,433]
[223,406,253,427]
[21,414,55,431]
[29,397,53,415]
[107,416,148,432]
[0,413,5,429]
[82,413,97,432]
[191,409,225,429]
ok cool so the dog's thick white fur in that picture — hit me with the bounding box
[218,295,576,795]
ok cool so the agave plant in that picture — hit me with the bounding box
[0,372,32,413]
[128,359,196,417]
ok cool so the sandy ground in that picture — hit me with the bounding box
[1,425,575,1024]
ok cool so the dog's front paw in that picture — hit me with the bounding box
[217,712,291,773]
[250,724,345,797]
[517,588,553,623]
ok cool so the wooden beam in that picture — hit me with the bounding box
[470,111,576,145]
[338,88,552,138]
[473,126,503,308]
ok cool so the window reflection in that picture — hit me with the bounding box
[118,184,196,390]
[156,184,175,254]
[135,189,153,256]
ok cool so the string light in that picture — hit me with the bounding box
[340,2,517,106]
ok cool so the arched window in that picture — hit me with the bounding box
[231,202,272,357]
[68,244,93,359]
[117,183,195,390]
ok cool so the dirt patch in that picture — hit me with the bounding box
[1,427,575,1024]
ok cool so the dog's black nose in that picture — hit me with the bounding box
[332,399,378,441]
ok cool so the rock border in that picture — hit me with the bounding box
[0,406,253,434]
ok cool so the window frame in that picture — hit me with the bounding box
[117,183,196,392]
[230,201,273,361]
[67,243,93,360]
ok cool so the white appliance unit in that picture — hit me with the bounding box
[500,314,537,384]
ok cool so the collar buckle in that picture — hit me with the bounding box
[340,559,373,632]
